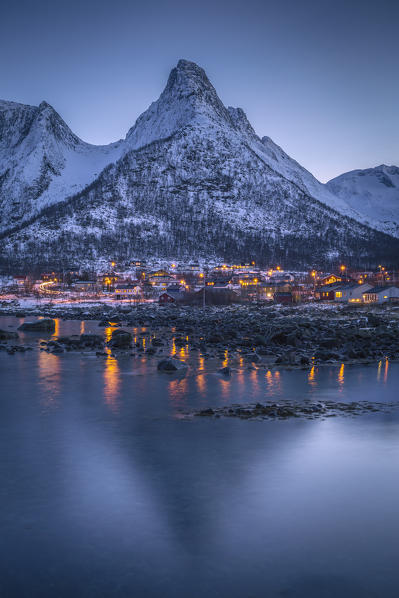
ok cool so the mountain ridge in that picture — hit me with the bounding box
[0,59,398,269]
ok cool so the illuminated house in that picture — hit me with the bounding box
[13,275,27,287]
[71,280,97,292]
[148,271,176,289]
[259,281,290,300]
[333,283,372,303]
[100,273,119,290]
[315,282,343,301]
[318,273,343,286]
[362,286,399,304]
[114,284,142,299]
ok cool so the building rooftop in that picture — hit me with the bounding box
[362,285,397,294]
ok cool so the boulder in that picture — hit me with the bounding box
[108,328,132,348]
[18,319,56,332]
[80,333,104,347]
[157,359,187,372]
[0,329,18,340]
[219,366,231,376]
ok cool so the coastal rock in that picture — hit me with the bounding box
[80,333,104,347]
[18,319,56,332]
[108,329,132,348]
[0,329,18,340]
[157,359,188,372]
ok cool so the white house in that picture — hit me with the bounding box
[362,286,399,304]
[334,283,372,303]
[114,284,142,299]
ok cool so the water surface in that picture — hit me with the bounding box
[1,317,399,597]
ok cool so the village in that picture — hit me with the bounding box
[1,260,399,306]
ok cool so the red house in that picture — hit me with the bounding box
[159,292,176,304]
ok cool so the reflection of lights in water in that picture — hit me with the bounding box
[239,356,244,369]
[104,356,120,412]
[80,321,85,335]
[250,368,259,393]
[38,350,61,405]
[50,318,60,338]
[308,366,316,386]
[171,338,176,356]
[198,356,205,371]
[377,360,382,381]
[142,337,146,350]
[222,349,228,368]
[179,346,186,360]
[338,363,345,388]
[384,358,389,384]
[196,373,206,395]
[105,327,113,343]
[219,378,230,399]
[265,370,281,394]
[168,377,188,407]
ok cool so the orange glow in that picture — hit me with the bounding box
[338,363,345,387]
[199,273,204,278]
[340,265,346,271]
[38,349,61,402]
[196,373,206,395]
[104,326,114,343]
[171,338,176,356]
[384,358,389,384]
[104,356,120,412]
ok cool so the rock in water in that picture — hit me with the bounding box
[108,329,132,348]
[157,359,188,373]
[18,319,56,332]
[0,329,18,340]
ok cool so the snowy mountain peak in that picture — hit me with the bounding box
[31,101,81,147]
[170,59,215,94]
[125,59,232,150]
[327,164,399,237]
[0,59,398,267]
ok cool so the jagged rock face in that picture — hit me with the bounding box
[0,60,398,268]
[327,165,399,238]
[0,100,124,231]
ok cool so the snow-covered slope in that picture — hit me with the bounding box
[327,165,399,238]
[0,60,398,268]
[0,99,124,231]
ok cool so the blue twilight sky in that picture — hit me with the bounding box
[0,0,397,181]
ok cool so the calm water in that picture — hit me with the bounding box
[1,317,399,597]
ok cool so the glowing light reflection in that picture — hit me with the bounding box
[104,356,120,412]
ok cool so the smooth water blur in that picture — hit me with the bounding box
[1,317,399,597]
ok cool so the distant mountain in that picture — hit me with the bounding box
[0,60,398,269]
[327,165,399,238]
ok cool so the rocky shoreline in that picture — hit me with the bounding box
[0,302,399,368]
[182,400,396,420]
